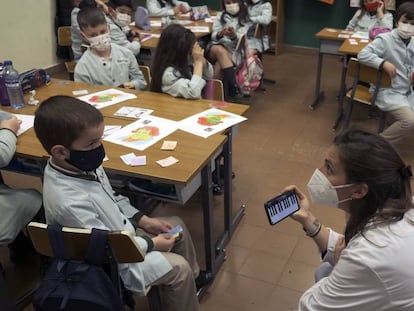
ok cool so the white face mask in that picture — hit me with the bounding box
[397,22,414,39]
[225,3,240,16]
[307,168,354,208]
[116,12,131,27]
[87,32,111,52]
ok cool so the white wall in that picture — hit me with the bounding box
[0,0,59,72]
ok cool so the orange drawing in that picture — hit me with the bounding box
[88,93,121,103]
[122,126,160,142]
[198,114,229,126]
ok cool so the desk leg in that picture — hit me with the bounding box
[310,50,325,110]
[333,55,348,130]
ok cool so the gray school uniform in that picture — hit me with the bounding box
[161,62,213,99]
[0,129,41,244]
[358,29,414,112]
[210,12,249,65]
[42,160,172,295]
[146,0,190,16]
[71,8,140,60]
[246,2,273,52]
[74,43,147,90]
[346,10,393,31]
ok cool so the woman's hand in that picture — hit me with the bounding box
[283,185,314,226]
[0,116,21,134]
[152,234,175,252]
[139,215,173,235]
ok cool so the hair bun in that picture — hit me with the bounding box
[399,165,413,179]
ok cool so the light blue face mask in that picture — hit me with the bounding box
[307,168,354,208]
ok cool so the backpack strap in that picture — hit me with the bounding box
[47,224,69,260]
[84,228,109,266]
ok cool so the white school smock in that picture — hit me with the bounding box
[42,161,172,295]
[146,0,190,17]
[0,129,41,244]
[246,1,272,52]
[74,43,147,90]
[161,62,213,99]
[299,208,414,311]
[346,10,393,31]
[358,29,414,112]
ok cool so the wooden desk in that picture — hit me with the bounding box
[6,79,249,280]
[310,28,353,110]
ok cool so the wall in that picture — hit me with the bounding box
[0,0,59,72]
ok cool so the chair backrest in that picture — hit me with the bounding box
[139,65,151,90]
[254,24,271,53]
[27,222,145,263]
[348,57,391,89]
[202,79,225,102]
[57,26,72,47]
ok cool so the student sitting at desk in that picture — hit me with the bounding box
[245,0,273,55]
[34,95,213,311]
[207,0,249,102]
[346,0,393,32]
[150,24,213,99]
[358,2,414,146]
[0,115,43,266]
[146,0,191,17]
[71,0,141,60]
[74,6,147,90]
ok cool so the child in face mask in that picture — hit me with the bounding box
[245,0,273,55]
[346,0,393,31]
[358,2,414,146]
[74,6,147,90]
[286,129,414,310]
[146,0,191,17]
[150,24,214,99]
[206,0,249,102]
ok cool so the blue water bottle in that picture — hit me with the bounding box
[4,60,25,109]
[0,62,10,106]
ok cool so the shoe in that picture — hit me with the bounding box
[195,270,214,291]
[219,164,236,180]
[8,232,37,265]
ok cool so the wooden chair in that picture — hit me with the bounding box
[27,222,162,311]
[57,26,77,80]
[202,79,225,102]
[139,65,151,91]
[343,58,392,132]
[254,23,276,90]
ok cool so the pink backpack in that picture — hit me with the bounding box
[235,53,264,95]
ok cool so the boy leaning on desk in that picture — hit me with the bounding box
[33,95,213,311]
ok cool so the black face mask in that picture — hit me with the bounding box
[66,144,105,172]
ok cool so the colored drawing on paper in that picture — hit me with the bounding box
[89,93,121,103]
[122,126,160,143]
[197,114,229,126]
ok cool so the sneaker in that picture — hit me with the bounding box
[195,270,214,292]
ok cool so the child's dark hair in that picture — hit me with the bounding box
[221,0,248,26]
[77,6,107,31]
[157,0,175,8]
[107,0,132,9]
[357,0,387,19]
[396,1,414,22]
[34,95,104,154]
[150,24,196,93]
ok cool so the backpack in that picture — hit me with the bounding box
[19,69,50,93]
[235,53,264,95]
[135,6,151,31]
[33,225,124,311]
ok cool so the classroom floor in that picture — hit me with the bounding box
[4,49,414,311]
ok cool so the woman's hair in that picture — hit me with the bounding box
[157,0,174,8]
[220,0,249,26]
[357,0,387,19]
[34,96,104,154]
[333,129,412,244]
[107,0,132,9]
[150,24,196,93]
[395,1,414,23]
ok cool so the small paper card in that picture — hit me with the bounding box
[120,153,147,166]
[161,140,177,150]
[114,106,154,119]
[162,225,183,239]
[156,156,179,167]
[72,89,89,96]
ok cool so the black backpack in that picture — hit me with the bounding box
[33,225,124,311]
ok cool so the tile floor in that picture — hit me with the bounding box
[4,49,414,311]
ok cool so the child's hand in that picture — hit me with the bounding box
[152,234,175,252]
[178,3,189,14]
[376,1,384,18]
[123,82,135,89]
[382,61,397,79]
[192,42,205,63]
[0,116,21,134]
[139,215,173,235]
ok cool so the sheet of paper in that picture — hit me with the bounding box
[150,20,162,27]
[114,106,154,119]
[185,26,210,33]
[77,88,137,109]
[351,31,369,39]
[156,156,179,167]
[103,125,122,138]
[104,115,178,151]
[177,20,193,25]
[140,33,153,42]
[13,114,34,136]
[178,108,247,138]
[338,34,350,39]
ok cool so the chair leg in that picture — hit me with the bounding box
[344,100,355,129]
